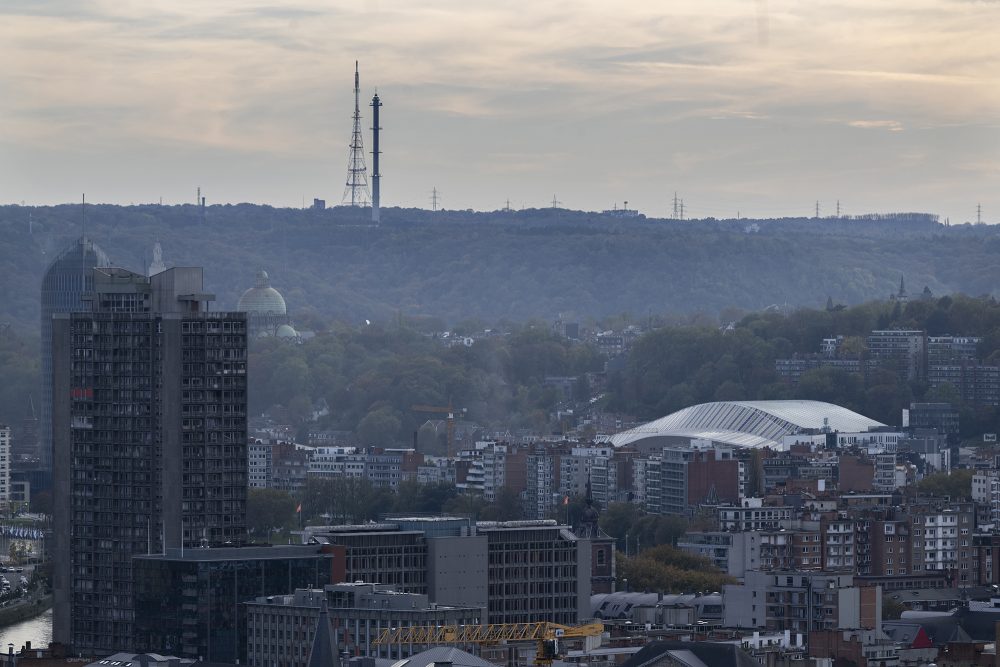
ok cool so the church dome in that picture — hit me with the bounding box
[237,269,286,315]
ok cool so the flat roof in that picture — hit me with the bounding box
[134,545,328,562]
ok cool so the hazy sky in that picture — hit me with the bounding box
[1,0,998,221]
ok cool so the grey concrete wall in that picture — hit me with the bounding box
[426,535,487,611]
[576,537,592,622]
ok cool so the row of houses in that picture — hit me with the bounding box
[777,330,1000,405]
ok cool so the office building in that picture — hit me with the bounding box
[52,266,248,654]
[133,545,332,664]
[905,403,959,439]
[478,520,590,625]
[303,517,591,625]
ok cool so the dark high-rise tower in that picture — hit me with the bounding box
[342,61,371,206]
[371,92,382,224]
[40,237,110,471]
[52,266,248,653]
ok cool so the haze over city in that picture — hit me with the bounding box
[2,0,999,222]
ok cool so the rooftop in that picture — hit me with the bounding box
[133,544,328,562]
[610,400,886,450]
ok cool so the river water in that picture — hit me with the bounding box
[0,609,51,652]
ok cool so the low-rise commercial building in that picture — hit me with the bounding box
[245,583,484,667]
[132,545,333,664]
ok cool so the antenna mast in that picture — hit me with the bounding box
[371,91,382,224]
[342,61,371,206]
[81,194,87,292]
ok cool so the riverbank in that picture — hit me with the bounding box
[0,593,52,628]
[0,608,51,652]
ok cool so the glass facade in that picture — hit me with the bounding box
[133,548,332,664]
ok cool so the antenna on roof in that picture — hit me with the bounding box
[81,194,86,293]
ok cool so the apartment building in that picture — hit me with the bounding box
[907,503,977,584]
[724,571,881,635]
[52,267,247,653]
[718,499,794,532]
[866,330,925,381]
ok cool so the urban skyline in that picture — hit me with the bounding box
[0,1,998,223]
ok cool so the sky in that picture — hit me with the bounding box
[1,0,998,222]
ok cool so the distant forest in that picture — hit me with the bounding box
[243,294,1000,445]
[5,203,1000,436]
[1,203,999,335]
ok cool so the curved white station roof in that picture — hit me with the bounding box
[609,400,885,450]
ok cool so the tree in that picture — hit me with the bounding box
[618,545,734,593]
[393,481,458,514]
[442,493,489,519]
[357,407,402,447]
[8,541,29,565]
[597,503,690,552]
[914,470,974,500]
[883,596,905,621]
[247,488,297,538]
[480,488,524,521]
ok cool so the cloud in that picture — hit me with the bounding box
[0,0,999,219]
[847,120,905,131]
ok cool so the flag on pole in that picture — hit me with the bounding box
[296,503,302,513]
[563,496,569,505]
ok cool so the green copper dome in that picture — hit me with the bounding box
[237,269,287,315]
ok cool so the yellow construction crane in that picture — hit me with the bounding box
[411,403,466,457]
[372,621,604,666]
